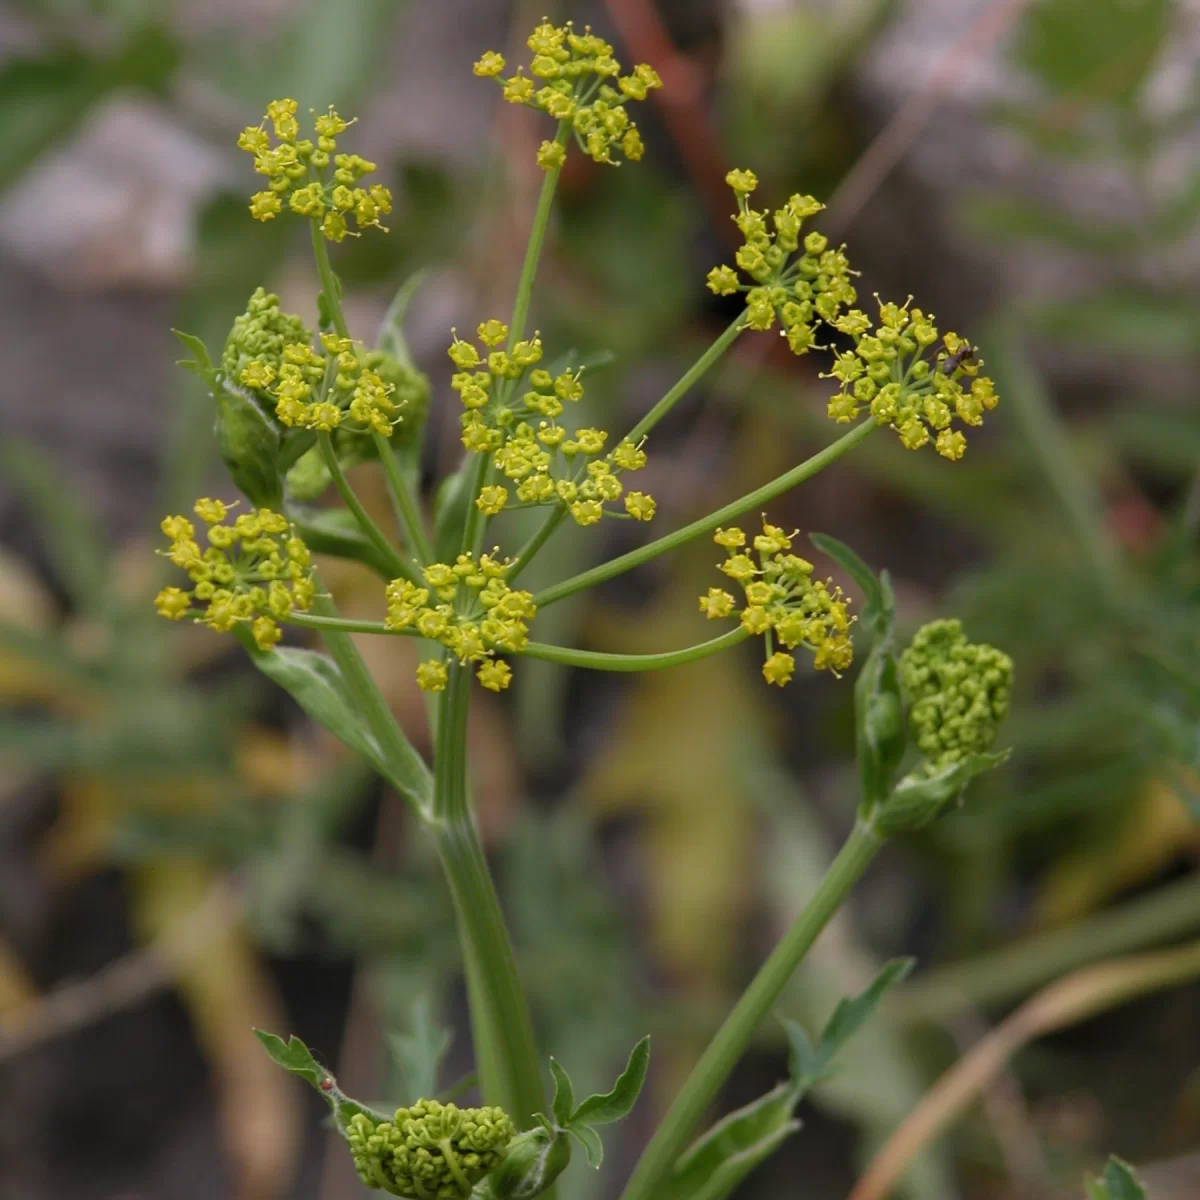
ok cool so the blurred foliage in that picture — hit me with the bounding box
[3,0,1200,1197]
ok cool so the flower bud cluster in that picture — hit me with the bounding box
[701,519,854,685]
[824,298,998,460]
[344,1099,515,1198]
[474,21,661,169]
[240,332,406,437]
[707,170,856,358]
[222,287,312,387]
[238,99,392,241]
[155,501,315,650]
[899,618,1013,773]
[449,321,655,527]
[386,552,537,693]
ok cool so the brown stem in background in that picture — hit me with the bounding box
[850,939,1200,1200]
[604,0,742,250]
[824,0,1030,239]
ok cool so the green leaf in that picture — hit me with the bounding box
[171,329,217,391]
[288,506,398,579]
[809,533,892,640]
[567,1121,604,1169]
[376,269,428,370]
[670,1083,799,1200]
[433,462,474,564]
[677,1122,798,1200]
[213,379,283,509]
[786,958,915,1092]
[875,750,1012,835]
[855,642,906,814]
[243,641,429,806]
[549,1057,575,1128]
[254,1029,391,1131]
[569,1035,650,1127]
[255,1029,327,1089]
[1086,1156,1147,1200]
[387,995,452,1102]
[0,441,109,609]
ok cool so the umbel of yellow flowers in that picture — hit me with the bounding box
[707,169,998,460]
[701,519,854,686]
[473,20,661,169]
[155,502,315,651]
[448,320,655,527]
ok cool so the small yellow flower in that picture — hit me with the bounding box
[936,429,967,460]
[416,660,449,693]
[706,265,739,296]
[624,491,656,521]
[194,498,231,525]
[266,98,299,141]
[725,168,758,195]
[503,74,536,103]
[477,319,509,347]
[155,587,191,620]
[537,139,567,171]
[252,616,282,650]
[570,500,604,526]
[249,191,282,221]
[477,659,513,692]
[713,527,745,548]
[699,588,736,619]
[476,485,509,516]
[474,50,507,77]
[762,651,795,687]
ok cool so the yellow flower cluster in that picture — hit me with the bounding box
[706,170,857,357]
[701,519,853,686]
[154,501,315,650]
[449,321,655,527]
[238,100,392,242]
[238,332,404,437]
[474,21,661,169]
[823,298,998,460]
[385,552,537,693]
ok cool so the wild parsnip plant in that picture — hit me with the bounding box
[157,21,1017,1199]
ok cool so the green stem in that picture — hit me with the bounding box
[507,505,568,584]
[520,626,749,671]
[461,121,571,554]
[625,315,745,445]
[618,821,884,1200]
[460,452,490,557]
[311,219,350,339]
[285,612,409,636]
[430,664,546,1127]
[373,429,434,565]
[535,419,877,609]
[317,432,416,584]
[507,121,570,349]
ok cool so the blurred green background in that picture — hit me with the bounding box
[2,0,1200,1197]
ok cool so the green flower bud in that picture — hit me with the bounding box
[221,287,312,401]
[485,1125,571,1200]
[899,618,1012,775]
[345,1099,515,1198]
[870,618,1013,835]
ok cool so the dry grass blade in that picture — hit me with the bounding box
[849,938,1200,1200]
